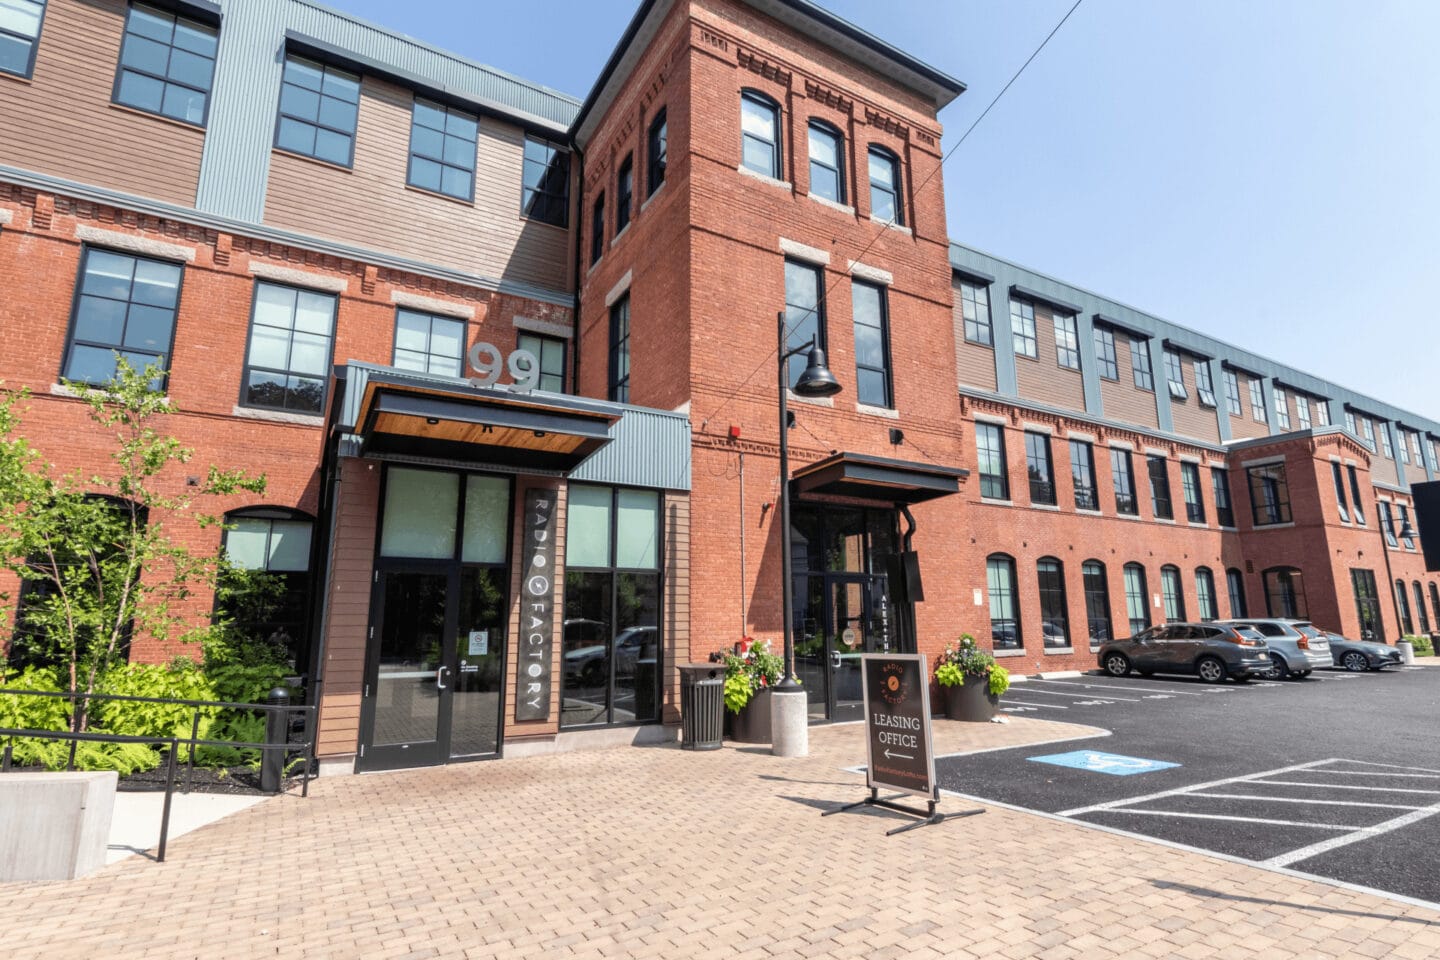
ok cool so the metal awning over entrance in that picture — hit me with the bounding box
[791,452,967,504]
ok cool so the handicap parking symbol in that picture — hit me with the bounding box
[1027,750,1180,776]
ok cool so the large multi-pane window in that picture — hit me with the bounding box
[960,281,992,345]
[1348,466,1367,525]
[517,333,565,392]
[1361,417,1377,452]
[1160,565,1185,622]
[1094,326,1118,380]
[1195,567,1217,621]
[608,294,630,403]
[1264,567,1307,619]
[615,154,634,234]
[1296,395,1312,430]
[1345,410,1357,435]
[563,485,662,728]
[1248,378,1266,422]
[1415,582,1431,634]
[1070,440,1097,510]
[987,554,1020,649]
[851,280,891,408]
[1037,558,1069,648]
[114,3,217,126]
[1226,568,1247,618]
[63,248,182,388]
[1274,386,1291,430]
[1147,456,1173,520]
[1352,568,1382,642]
[1316,400,1331,426]
[1223,369,1242,415]
[220,509,314,669]
[1211,467,1234,527]
[1380,501,1398,547]
[1111,448,1138,515]
[392,309,465,377]
[741,90,781,179]
[1010,300,1037,359]
[407,98,477,201]
[783,259,825,387]
[522,137,571,227]
[1396,579,1415,635]
[868,147,902,224]
[1194,361,1216,407]
[976,423,1009,500]
[647,108,667,196]
[242,282,336,413]
[590,192,605,265]
[1131,337,1153,390]
[1162,349,1187,401]
[1248,463,1292,526]
[1379,423,1394,459]
[1082,561,1112,645]
[0,0,45,78]
[1123,563,1151,635]
[275,55,360,167]
[807,122,845,204]
[1180,462,1205,523]
[1054,313,1080,370]
[1025,432,1056,505]
[1331,463,1351,522]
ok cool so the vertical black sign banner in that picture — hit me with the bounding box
[515,487,558,721]
[861,654,936,798]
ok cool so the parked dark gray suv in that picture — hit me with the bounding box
[1097,622,1271,683]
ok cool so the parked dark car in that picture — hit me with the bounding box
[1322,631,1404,671]
[1097,622,1271,683]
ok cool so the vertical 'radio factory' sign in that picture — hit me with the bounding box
[516,487,558,721]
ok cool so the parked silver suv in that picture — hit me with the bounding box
[1219,619,1331,679]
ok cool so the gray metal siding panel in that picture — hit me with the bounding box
[570,408,692,492]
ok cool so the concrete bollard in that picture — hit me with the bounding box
[1398,640,1415,665]
[770,687,809,757]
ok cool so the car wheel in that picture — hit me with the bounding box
[1103,653,1131,677]
[1196,656,1227,683]
[1262,653,1289,681]
[1297,670,1312,678]
[1342,652,1369,672]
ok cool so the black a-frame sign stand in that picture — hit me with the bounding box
[822,785,983,836]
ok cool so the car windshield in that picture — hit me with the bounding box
[1234,627,1265,641]
[1293,622,1322,638]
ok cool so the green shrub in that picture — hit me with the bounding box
[0,667,70,732]
[90,661,222,760]
[935,662,964,688]
[988,665,1011,697]
[1404,635,1434,656]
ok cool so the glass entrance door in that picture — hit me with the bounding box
[365,567,451,769]
[794,573,892,722]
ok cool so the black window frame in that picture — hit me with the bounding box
[112,1,218,128]
[1226,568,1247,618]
[1396,579,1414,635]
[1274,385,1291,430]
[1430,583,1440,634]
[1347,466,1367,525]
[1082,560,1112,646]
[615,153,634,234]
[1094,326,1118,380]
[1162,349,1187,401]
[1248,377,1267,422]
[1223,368,1242,416]
[976,423,1009,501]
[1070,439,1098,511]
[867,145,903,225]
[1195,566,1218,621]
[391,307,466,378]
[851,278,892,409]
[987,553,1021,650]
[1331,462,1350,523]
[0,0,46,80]
[1194,360,1217,407]
[1053,312,1081,370]
[1352,568,1382,642]
[1180,461,1205,524]
[516,332,567,393]
[273,53,361,169]
[218,506,316,672]
[590,191,605,266]
[406,96,478,203]
[1025,431,1056,506]
[782,258,826,388]
[607,293,630,404]
[1037,557,1070,648]
[1247,462,1293,526]
[61,244,185,392]
[1264,566,1308,620]
[1123,563,1151,636]
[740,89,782,180]
[239,279,337,415]
[960,280,992,346]
[1011,299,1038,359]
[646,107,667,197]
[1147,455,1173,520]
[1160,564,1185,622]
[521,135,571,228]
[1380,501,1398,548]
[806,120,845,205]
[1211,467,1234,527]
[1296,394,1312,430]
[1110,448,1138,516]
[1399,503,1416,550]
[1131,336,1153,391]
[1415,581,1431,634]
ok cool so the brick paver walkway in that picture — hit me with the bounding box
[3,716,1438,959]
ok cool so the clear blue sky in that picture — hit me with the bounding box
[331,0,1440,424]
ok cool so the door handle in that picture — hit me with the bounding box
[830,650,842,669]
[436,666,449,690]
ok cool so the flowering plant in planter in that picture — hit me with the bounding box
[710,638,785,714]
[935,633,1011,697]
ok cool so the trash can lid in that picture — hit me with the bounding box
[678,662,725,678]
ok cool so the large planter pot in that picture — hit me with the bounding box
[943,679,997,722]
[726,688,773,744]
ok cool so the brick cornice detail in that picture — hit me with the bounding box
[804,80,852,113]
[737,47,792,87]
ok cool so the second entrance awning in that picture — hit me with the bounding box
[791,452,967,505]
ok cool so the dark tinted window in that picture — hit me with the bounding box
[647,108,667,196]
[408,98,477,201]
[275,55,360,167]
[522,137,571,227]
[115,2,217,125]
[63,247,182,389]
[851,280,891,408]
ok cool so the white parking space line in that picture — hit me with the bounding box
[1088,809,1363,830]
[1193,793,1428,811]
[999,700,1069,710]
[1059,759,1337,817]
[1300,771,1440,780]
[1005,687,1143,702]
[1327,759,1440,775]
[1264,799,1440,868]
[1032,679,1210,697]
[1249,780,1440,795]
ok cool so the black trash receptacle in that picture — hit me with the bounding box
[678,663,725,750]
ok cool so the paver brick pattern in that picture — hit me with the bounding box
[1,717,1437,959]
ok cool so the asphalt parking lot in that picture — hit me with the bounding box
[935,663,1440,907]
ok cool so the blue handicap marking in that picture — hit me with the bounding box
[1027,750,1180,776]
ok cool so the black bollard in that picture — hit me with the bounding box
[260,685,290,793]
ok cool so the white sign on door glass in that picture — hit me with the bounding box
[468,630,489,656]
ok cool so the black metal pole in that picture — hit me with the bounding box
[777,310,800,690]
[1381,514,1401,640]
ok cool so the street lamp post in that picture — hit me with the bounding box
[772,310,841,758]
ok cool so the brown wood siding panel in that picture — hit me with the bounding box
[263,77,571,292]
[1228,373,1270,440]
[1014,305,1085,412]
[1099,335,1159,429]
[952,280,997,391]
[0,0,203,205]
[663,492,690,724]
[1170,358,1220,444]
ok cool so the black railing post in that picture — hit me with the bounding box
[184,710,201,794]
[157,738,178,863]
[2,742,11,772]
[261,686,290,794]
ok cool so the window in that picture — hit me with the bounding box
[1037,558,1069,648]
[868,147,902,224]
[1211,467,1234,527]
[1180,462,1205,523]
[1223,369,1242,415]
[407,98,477,201]
[960,281,992,346]
[608,294,630,403]
[590,192,605,266]
[1399,504,1415,549]
[1226,568,1247,619]
[1395,580,1414,635]
[615,154,634,234]
[1249,378,1266,422]
[987,554,1020,649]
[1264,567,1308,619]
[1416,582,1431,634]
[741,91,781,179]
[521,137,571,227]
[1194,361,1216,407]
[1352,568,1383,643]
[0,0,44,78]
[1331,462,1351,523]
[1380,501,1398,547]
[1123,563,1150,635]
[1361,417,1377,452]
[851,280,891,408]
[1398,430,1411,465]
[976,423,1009,500]
[1094,327,1118,380]
[114,3,216,125]
[1345,410,1357,435]
[807,122,844,204]
[1011,300,1037,359]
[392,309,464,377]
[1162,349,1187,400]
[220,509,314,669]
[275,55,360,167]
[1195,567,1217,621]
[1052,313,1080,370]
[1247,463,1292,526]
[1160,565,1185,622]
[517,333,565,392]
[1082,561,1112,645]
[62,247,181,388]
[1380,424,1394,459]
[1147,456,1173,520]
[1131,337,1153,390]
[1430,583,1440,635]
[1025,432,1056,505]
[1274,386,1290,430]
[242,282,336,413]
[1296,395,1311,430]
[783,259,825,387]
[1070,440,1097,510]
[1111,448,1138,515]
[1316,400,1330,426]
[1348,466,1366,525]
[647,108,666,197]
[563,485,662,728]
[1408,431,1422,465]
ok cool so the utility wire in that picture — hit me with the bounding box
[700,0,1087,433]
